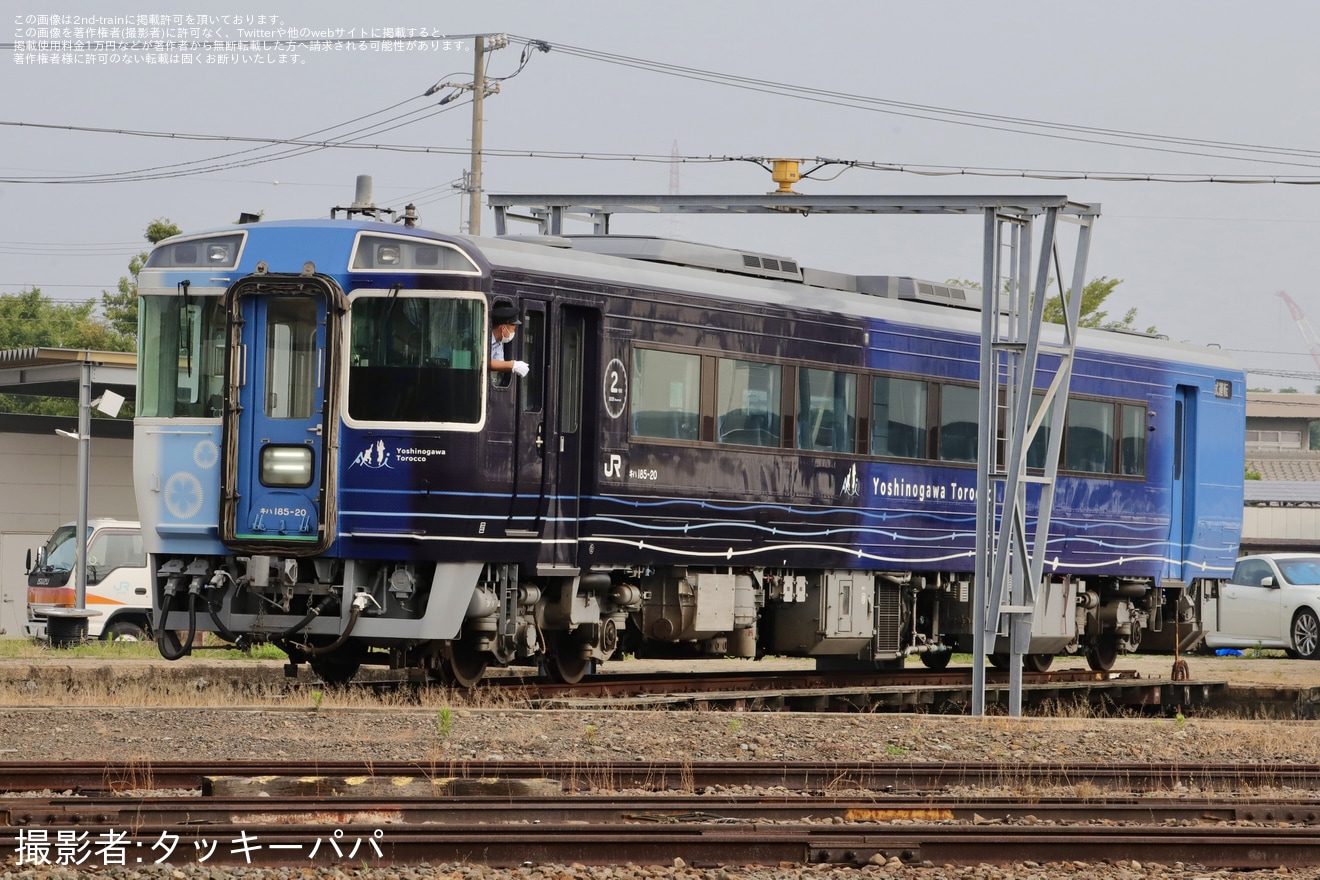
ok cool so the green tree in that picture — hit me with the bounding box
[947,275,1156,334]
[1041,276,1155,333]
[99,217,182,343]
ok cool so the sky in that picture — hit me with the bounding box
[5,0,1320,389]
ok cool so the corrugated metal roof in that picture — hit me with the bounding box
[0,347,136,368]
[1245,481,1320,504]
[0,347,137,398]
[1246,393,1320,419]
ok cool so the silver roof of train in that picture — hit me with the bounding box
[466,232,1238,371]
[501,234,988,312]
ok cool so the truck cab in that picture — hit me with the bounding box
[25,520,152,641]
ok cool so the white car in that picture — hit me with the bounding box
[1203,554,1320,659]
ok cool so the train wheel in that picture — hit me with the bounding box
[439,639,489,688]
[548,651,594,685]
[988,653,1011,670]
[919,651,951,670]
[1086,637,1119,672]
[1023,653,1054,673]
[310,658,361,686]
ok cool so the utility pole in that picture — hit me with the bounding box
[468,34,486,235]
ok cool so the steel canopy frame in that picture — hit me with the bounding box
[488,193,1099,716]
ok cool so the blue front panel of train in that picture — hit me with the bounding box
[228,293,327,544]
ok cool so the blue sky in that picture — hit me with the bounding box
[6,1,1320,388]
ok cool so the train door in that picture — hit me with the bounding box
[507,300,548,537]
[1168,384,1197,580]
[545,306,597,568]
[220,277,342,553]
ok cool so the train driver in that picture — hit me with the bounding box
[490,302,530,381]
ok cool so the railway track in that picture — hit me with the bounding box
[3,760,1320,869]
[3,758,1318,795]
[349,665,1225,715]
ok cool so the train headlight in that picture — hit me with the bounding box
[260,445,313,487]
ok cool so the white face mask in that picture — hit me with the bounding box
[499,328,515,344]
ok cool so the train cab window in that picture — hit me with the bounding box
[263,297,318,419]
[870,376,926,458]
[631,349,700,441]
[1064,398,1115,473]
[138,295,227,418]
[938,384,978,462]
[716,359,782,448]
[1120,404,1147,476]
[346,294,484,424]
[797,368,856,454]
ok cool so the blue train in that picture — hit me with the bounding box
[134,213,1246,684]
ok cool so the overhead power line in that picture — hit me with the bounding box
[8,35,1320,185]
[508,36,1320,170]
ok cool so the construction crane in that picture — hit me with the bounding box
[1275,290,1320,374]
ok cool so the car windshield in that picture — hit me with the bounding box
[1276,558,1320,586]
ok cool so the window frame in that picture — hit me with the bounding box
[340,288,489,431]
[623,342,1150,482]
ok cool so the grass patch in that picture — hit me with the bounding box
[0,634,288,662]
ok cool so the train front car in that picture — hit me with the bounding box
[136,220,523,684]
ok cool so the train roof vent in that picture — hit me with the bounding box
[564,235,803,281]
[855,275,983,310]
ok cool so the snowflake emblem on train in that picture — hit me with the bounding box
[163,472,204,519]
[193,439,219,469]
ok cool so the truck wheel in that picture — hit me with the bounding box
[104,620,148,642]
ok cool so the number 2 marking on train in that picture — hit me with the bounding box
[603,358,627,420]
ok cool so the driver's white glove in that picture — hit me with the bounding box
[512,360,529,377]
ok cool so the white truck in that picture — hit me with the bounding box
[24,519,152,641]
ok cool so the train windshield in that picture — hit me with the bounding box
[138,295,227,418]
[346,293,485,424]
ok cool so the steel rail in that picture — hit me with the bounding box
[2,819,1319,869]
[2,760,1319,794]
[6,794,1320,828]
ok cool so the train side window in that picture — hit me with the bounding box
[1026,393,1054,469]
[560,319,582,434]
[870,376,926,458]
[631,349,700,441]
[1065,398,1115,473]
[1120,404,1147,476]
[797,368,856,453]
[521,309,545,413]
[716,358,782,447]
[346,294,484,424]
[937,384,978,462]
